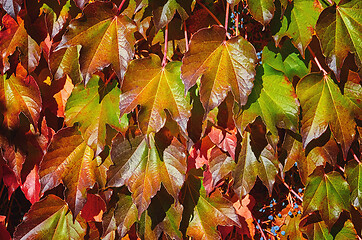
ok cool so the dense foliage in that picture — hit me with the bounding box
[0,0,361,239]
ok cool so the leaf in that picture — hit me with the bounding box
[272,0,322,57]
[280,215,304,240]
[302,169,350,228]
[180,170,240,239]
[345,70,362,120]
[234,64,299,142]
[296,73,356,158]
[65,75,127,155]
[316,0,362,79]
[49,45,83,84]
[53,75,74,118]
[335,220,358,240]
[56,1,137,83]
[246,0,275,26]
[0,0,22,19]
[20,165,40,204]
[137,186,183,240]
[181,25,257,114]
[80,193,106,222]
[233,131,279,198]
[0,73,42,129]
[0,15,41,73]
[346,160,362,211]
[208,126,237,160]
[150,0,191,30]
[120,54,191,134]
[107,133,187,217]
[300,219,333,240]
[39,126,99,218]
[13,194,86,240]
[261,41,309,80]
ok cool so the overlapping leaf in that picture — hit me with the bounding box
[234,64,299,144]
[0,15,41,73]
[303,169,350,228]
[120,54,191,134]
[345,70,362,120]
[56,1,137,83]
[272,0,322,57]
[107,133,187,218]
[247,0,275,26]
[346,160,362,211]
[13,195,86,240]
[316,0,362,79]
[180,170,240,239]
[0,0,22,20]
[0,73,42,129]
[39,126,99,218]
[181,25,257,114]
[233,131,279,198]
[65,75,127,155]
[297,73,356,158]
[280,215,304,240]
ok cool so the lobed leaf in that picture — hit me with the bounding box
[181,25,257,114]
[247,0,275,26]
[346,160,362,211]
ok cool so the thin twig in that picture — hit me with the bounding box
[253,215,268,240]
[351,149,361,164]
[162,24,169,67]
[117,0,127,15]
[196,0,223,26]
[105,71,116,85]
[235,4,239,36]
[307,45,327,75]
[184,21,189,52]
[336,164,345,173]
[278,175,303,202]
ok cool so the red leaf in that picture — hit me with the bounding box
[80,193,106,222]
[2,164,19,198]
[0,220,10,240]
[208,126,237,159]
[20,165,40,204]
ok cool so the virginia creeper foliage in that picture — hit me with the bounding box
[0,0,361,239]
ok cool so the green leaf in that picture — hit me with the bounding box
[137,186,183,240]
[335,220,358,240]
[316,0,362,79]
[246,0,275,26]
[0,74,42,129]
[303,169,350,228]
[296,73,356,158]
[233,131,279,198]
[107,133,187,218]
[234,64,299,143]
[301,219,333,240]
[120,54,191,134]
[39,126,99,218]
[13,195,86,240]
[345,70,362,120]
[272,0,322,57]
[346,160,362,211]
[181,25,257,114]
[262,41,309,80]
[56,1,137,83]
[180,170,240,239]
[280,215,304,240]
[65,75,127,155]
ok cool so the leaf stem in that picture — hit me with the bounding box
[117,0,127,15]
[184,21,189,52]
[351,149,361,164]
[277,175,303,202]
[234,4,239,36]
[225,2,230,32]
[196,0,223,26]
[162,24,169,67]
[105,71,116,85]
[307,45,327,75]
[253,215,268,240]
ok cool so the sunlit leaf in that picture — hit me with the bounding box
[56,1,137,83]
[65,75,127,155]
[13,195,86,240]
[280,215,304,240]
[300,219,333,240]
[0,73,42,129]
[296,73,356,158]
[345,70,362,120]
[0,15,41,73]
[107,133,187,217]
[233,131,279,198]
[316,0,362,79]
[234,64,299,143]
[39,126,99,218]
[335,220,358,240]
[181,25,257,114]
[247,0,274,26]
[303,169,350,228]
[0,0,22,20]
[346,160,362,211]
[120,54,191,134]
[272,0,322,57]
[180,170,240,239]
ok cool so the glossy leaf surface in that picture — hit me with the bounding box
[181,25,257,113]
[247,0,274,26]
